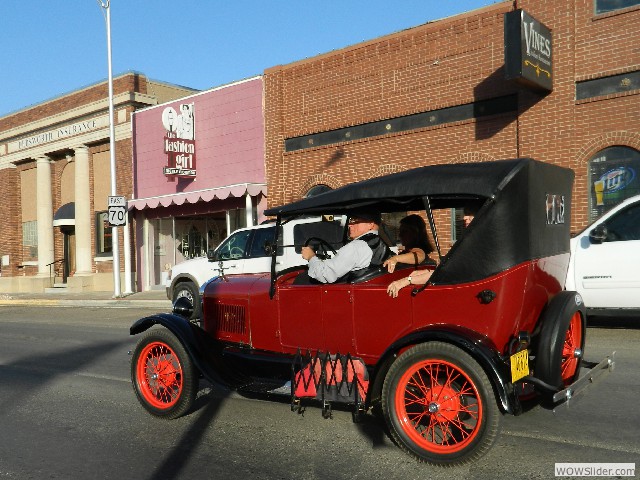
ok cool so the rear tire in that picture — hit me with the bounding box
[381,342,500,466]
[131,328,198,419]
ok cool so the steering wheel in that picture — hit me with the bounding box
[606,229,621,241]
[304,237,337,260]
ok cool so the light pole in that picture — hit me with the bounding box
[97,0,121,297]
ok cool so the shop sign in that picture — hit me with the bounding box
[589,147,640,220]
[162,103,196,178]
[593,166,636,205]
[6,115,109,155]
[504,9,553,92]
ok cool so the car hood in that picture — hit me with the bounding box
[172,257,209,272]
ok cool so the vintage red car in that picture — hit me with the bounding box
[130,158,614,466]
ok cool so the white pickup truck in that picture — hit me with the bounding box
[166,216,346,317]
[566,194,640,318]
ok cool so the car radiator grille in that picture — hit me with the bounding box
[213,304,246,335]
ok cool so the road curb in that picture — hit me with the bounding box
[0,299,171,309]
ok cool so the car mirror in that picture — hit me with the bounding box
[207,249,218,262]
[589,224,608,244]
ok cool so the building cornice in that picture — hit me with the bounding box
[0,121,131,169]
[0,92,156,143]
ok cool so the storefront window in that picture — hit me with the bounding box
[96,211,112,255]
[304,184,331,198]
[588,146,640,221]
[227,206,257,233]
[595,0,640,14]
[22,220,38,261]
[175,218,207,260]
[173,215,227,261]
[152,218,174,286]
[147,214,227,287]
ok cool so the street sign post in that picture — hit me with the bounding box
[108,195,126,227]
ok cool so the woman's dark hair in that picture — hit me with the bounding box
[399,214,434,254]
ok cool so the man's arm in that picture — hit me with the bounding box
[307,240,371,283]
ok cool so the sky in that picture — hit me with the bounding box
[0,1,500,118]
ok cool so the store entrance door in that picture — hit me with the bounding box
[60,226,76,283]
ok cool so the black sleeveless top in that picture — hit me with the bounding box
[358,232,392,267]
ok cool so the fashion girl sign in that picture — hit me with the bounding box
[162,103,196,178]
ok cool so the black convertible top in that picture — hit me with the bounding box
[266,158,574,285]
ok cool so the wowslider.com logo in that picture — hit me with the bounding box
[555,463,635,477]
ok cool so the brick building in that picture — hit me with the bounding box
[264,0,640,247]
[0,72,197,293]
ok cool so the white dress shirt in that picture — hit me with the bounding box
[307,231,377,283]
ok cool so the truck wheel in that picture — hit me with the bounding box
[382,342,500,466]
[131,328,198,419]
[172,281,201,319]
[535,291,586,390]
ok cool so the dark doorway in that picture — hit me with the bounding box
[60,226,76,283]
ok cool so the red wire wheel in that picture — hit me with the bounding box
[535,292,586,397]
[561,311,583,386]
[382,342,500,465]
[131,328,198,419]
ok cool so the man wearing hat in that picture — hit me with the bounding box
[301,210,390,283]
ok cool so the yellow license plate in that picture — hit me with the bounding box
[510,349,529,382]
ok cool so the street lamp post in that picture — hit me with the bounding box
[97,0,121,297]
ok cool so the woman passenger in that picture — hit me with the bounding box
[383,214,434,273]
[386,204,478,298]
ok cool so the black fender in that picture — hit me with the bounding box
[369,325,518,415]
[130,314,250,388]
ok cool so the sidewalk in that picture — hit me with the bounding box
[0,289,172,309]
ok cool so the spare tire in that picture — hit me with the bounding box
[534,291,586,391]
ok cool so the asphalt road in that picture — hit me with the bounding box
[0,305,637,480]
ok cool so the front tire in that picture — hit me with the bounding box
[382,342,500,466]
[131,328,198,419]
[172,281,201,319]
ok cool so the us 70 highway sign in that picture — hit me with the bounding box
[107,196,127,227]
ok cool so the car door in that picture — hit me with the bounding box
[277,281,324,352]
[321,284,355,354]
[211,229,251,276]
[244,226,276,273]
[573,202,640,308]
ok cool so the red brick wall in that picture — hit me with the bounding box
[264,0,640,234]
[265,3,514,213]
[571,0,640,227]
[86,140,133,274]
[0,73,147,130]
[574,0,640,79]
[0,167,19,276]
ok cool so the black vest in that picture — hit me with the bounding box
[358,232,392,267]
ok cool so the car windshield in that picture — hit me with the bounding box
[216,230,251,260]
